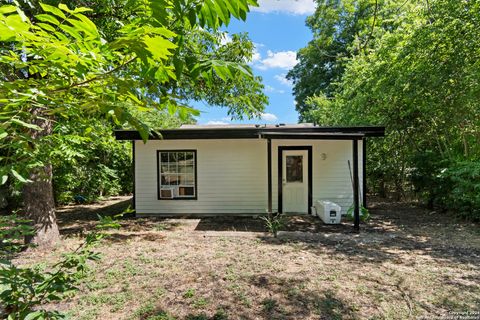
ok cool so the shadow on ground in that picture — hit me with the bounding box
[261,198,480,265]
[136,274,358,320]
[56,196,480,266]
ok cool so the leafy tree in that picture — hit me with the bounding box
[0,0,266,247]
[293,0,480,216]
[286,0,380,120]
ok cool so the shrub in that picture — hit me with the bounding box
[436,161,480,221]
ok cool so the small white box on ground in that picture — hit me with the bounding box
[314,200,342,224]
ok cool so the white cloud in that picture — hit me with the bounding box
[265,85,285,94]
[257,50,298,70]
[275,73,293,86]
[219,33,232,46]
[247,43,263,64]
[260,112,279,122]
[252,48,262,62]
[251,0,316,15]
[265,85,275,92]
[206,120,229,125]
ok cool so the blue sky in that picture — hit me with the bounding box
[194,0,316,125]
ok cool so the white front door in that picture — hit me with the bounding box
[282,150,308,213]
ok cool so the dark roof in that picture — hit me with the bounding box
[114,124,385,140]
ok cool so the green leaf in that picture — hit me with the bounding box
[36,22,56,32]
[24,311,44,320]
[73,7,93,13]
[58,3,72,13]
[11,118,42,130]
[74,13,99,36]
[0,5,17,14]
[1,175,7,185]
[0,24,17,41]
[40,3,66,20]
[11,169,30,183]
[35,13,60,26]
[59,24,82,40]
[143,36,177,60]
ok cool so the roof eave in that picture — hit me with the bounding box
[114,126,385,141]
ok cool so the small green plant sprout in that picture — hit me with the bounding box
[261,298,278,313]
[346,205,370,222]
[260,213,285,238]
[183,288,196,299]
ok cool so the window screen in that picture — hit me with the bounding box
[158,150,196,199]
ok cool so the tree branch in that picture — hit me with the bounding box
[51,55,138,92]
[361,0,379,53]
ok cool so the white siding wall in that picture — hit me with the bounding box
[271,140,363,216]
[134,139,363,216]
[135,139,267,215]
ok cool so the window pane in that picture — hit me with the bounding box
[170,175,180,185]
[178,186,195,196]
[185,152,194,161]
[178,164,187,174]
[180,174,194,185]
[161,164,169,174]
[286,155,303,182]
[161,174,169,185]
[169,153,178,162]
[161,152,168,163]
[162,174,180,185]
[185,165,194,174]
[168,163,178,173]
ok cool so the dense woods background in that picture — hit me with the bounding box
[288,0,480,220]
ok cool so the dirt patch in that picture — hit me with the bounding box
[13,197,480,320]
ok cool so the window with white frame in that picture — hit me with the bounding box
[157,150,196,199]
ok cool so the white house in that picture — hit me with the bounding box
[115,124,385,229]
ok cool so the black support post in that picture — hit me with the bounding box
[362,137,367,208]
[353,140,360,231]
[267,139,272,214]
[132,140,136,211]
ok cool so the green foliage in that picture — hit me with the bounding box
[0,0,266,187]
[49,119,132,204]
[183,288,196,299]
[346,205,370,222]
[292,0,480,217]
[287,0,380,119]
[260,213,285,238]
[0,213,124,319]
[0,214,33,257]
[434,161,480,221]
[0,0,268,217]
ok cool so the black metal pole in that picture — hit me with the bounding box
[132,140,136,211]
[267,139,272,214]
[353,140,360,231]
[362,137,367,208]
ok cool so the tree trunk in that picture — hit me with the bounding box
[23,113,60,248]
[23,163,60,247]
